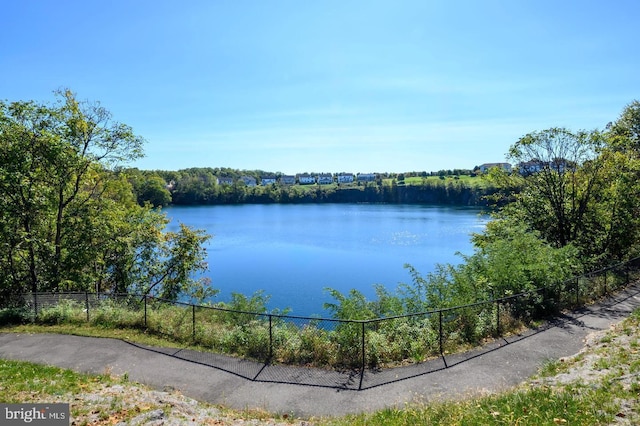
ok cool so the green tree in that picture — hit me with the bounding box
[608,100,640,153]
[137,223,216,301]
[597,100,640,261]
[490,106,640,266]
[136,174,172,207]
[506,128,606,250]
[0,90,213,303]
[468,218,578,297]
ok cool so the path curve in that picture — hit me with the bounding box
[2,283,640,418]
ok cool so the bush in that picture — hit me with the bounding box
[36,299,85,325]
[90,299,144,329]
[274,323,335,366]
[0,307,30,325]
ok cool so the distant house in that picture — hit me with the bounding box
[549,158,574,174]
[241,176,257,187]
[261,176,277,185]
[297,174,316,185]
[357,173,376,182]
[518,159,574,176]
[318,173,333,185]
[518,160,544,175]
[280,175,296,185]
[337,173,354,184]
[216,177,234,185]
[478,163,512,173]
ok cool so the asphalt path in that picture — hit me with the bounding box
[2,283,640,418]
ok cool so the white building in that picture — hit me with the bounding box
[280,175,296,185]
[357,173,376,182]
[318,173,333,184]
[478,163,512,173]
[297,174,316,184]
[216,177,234,185]
[337,173,354,183]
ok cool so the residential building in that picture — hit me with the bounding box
[216,177,234,185]
[518,159,574,176]
[318,173,333,184]
[297,174,316,185]
[337,173,354,183]
[261,176,277,185]
[478,163,512,173]
[357,173,376,182]
[518,160,543,175]
[280,175,296,185]
[241,176,257,187]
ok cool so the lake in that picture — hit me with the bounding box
[163,204,487,316]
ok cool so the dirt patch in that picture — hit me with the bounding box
[529,321,640,425]
[37,381,310,425]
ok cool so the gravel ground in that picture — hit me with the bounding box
[529,321,640,425]
[38,381,311,425]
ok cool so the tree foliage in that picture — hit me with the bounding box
[126,168,172,207]
[146,166,494,206]
[494,119,640,266]
[608,100,640,153]
[325,100,640,321]
[0,91,211,303]
[506,128,605,249]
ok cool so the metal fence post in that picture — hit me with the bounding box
[85,291,90,322]
[269,315,273,361]
[361,321,366,371]
[33,292,38,320]
[192,304,196,341]
[439,310,443,356]
[144,295,147,328]
[575,278,579,306]
[495,299,500,337]
[603,271,607,295]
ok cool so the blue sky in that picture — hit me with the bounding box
[2,1,639,174]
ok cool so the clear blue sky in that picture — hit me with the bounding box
[2,1,639,174]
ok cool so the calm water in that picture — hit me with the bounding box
[164,204,486,316]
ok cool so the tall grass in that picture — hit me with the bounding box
[17,294,529,370]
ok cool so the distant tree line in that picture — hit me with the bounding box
[124,167,500,207]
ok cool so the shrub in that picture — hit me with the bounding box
[0,307,30,325]
[90,299,143,329]
[36,299,85,325]
[274,323,335,366]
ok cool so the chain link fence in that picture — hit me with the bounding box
[12,256,640,389]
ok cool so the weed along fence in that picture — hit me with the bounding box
[19,256,640,390]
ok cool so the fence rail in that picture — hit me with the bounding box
[13,256,640,386]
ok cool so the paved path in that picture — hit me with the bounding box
[2,283,640,418]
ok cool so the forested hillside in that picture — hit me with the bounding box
[126,167,503,207]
